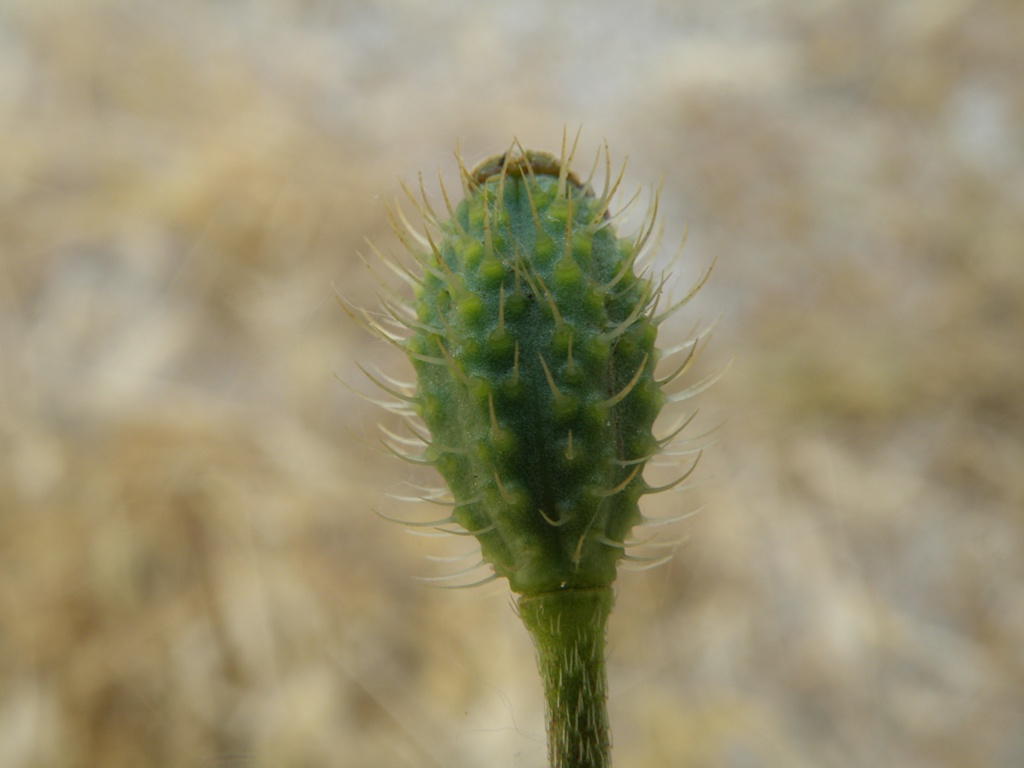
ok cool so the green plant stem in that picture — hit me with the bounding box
[517,587,614,768]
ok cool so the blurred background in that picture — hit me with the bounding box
[1,1,1022,766]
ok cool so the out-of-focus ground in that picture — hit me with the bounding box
[1,1,1022,766]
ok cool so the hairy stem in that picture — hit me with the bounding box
[518,587,614,768]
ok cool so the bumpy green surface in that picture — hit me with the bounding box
[406,150,664,597]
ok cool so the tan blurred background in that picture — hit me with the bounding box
[1,1,1022,766]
